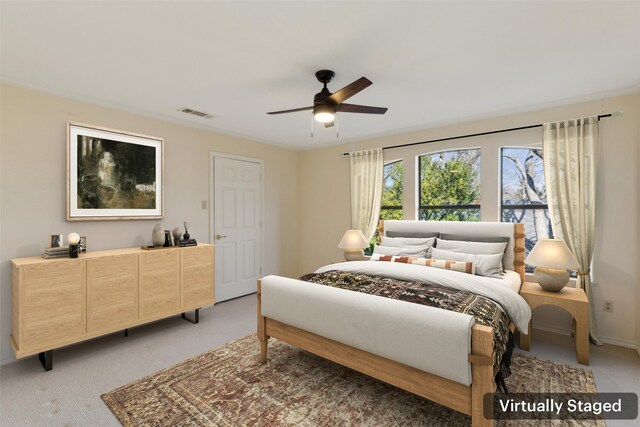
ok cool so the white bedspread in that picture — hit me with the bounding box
[261,275,476,385]
[316,261,531,333]
[260,261,531,387]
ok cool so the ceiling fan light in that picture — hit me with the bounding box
[314,112,334,123]
[314,104,335,123]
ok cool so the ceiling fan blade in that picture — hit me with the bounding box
[337,103,388,114]
[324,121,334,128]
[267,106,313,115]
[328,77,372,104]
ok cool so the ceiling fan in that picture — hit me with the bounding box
[267,70,388,128]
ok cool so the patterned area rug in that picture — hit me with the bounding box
[102,334,601,426]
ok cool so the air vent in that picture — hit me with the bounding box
[179,107,214,119]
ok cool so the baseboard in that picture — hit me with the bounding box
[597,336,637,350]
[0,355,18,366]
[532,324,637,350]
[533,323,571,336]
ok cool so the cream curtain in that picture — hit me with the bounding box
[349,148,384,241]
[543,116,602,345]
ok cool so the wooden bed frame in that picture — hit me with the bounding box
[257,222,525,427]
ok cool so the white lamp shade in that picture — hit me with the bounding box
[524,238,580,270]
[67,232,80,245]
[338,230,369,249]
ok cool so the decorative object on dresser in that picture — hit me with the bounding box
[151,223,164,247]
[183,221,191,240]
[163,230,173,247]
[519,281,589,365]
[524,238,580,291]
[67,122,163,221]
[78,236,87,253]
[42,246,70,259]
[172,227,183,241]
[67,232,81,258]
[337,229,369,261]
[49,234,63,248]
[11,244,214,371]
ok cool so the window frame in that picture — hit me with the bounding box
[417,148,481,220]
[500,146,552,273]
[380,159,403,219]
[499,146,549,213]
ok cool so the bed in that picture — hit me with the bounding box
[257,220,530,427]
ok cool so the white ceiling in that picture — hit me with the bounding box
[2,1,639,149]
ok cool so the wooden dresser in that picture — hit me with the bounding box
[11,244,214,371]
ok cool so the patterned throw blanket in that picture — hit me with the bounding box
[299,270,514,392]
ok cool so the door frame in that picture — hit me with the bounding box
[209,151,265,283]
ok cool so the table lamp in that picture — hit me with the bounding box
[68,232,80,258]
[524,238,580,292]
[338,230,369,261]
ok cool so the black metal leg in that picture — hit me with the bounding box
[38,350,52,371]
[181,308,200,324]
[124,328,128,337]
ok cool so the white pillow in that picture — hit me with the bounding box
[373,245,427,258]
[380,236,436,257]
[436,238,508,255]
[381,236,436,247]
[431,247,504,278]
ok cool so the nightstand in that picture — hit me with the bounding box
[519,281,589,365]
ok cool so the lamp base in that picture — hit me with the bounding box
[534,267,569,292]
[69,244,79,258]
[343,249,365,262]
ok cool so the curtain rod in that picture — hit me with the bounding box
[340,111,622,156]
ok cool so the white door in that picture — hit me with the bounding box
[212,155,262,302]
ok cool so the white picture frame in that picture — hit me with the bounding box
[67,122,164,221]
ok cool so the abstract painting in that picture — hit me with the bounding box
[67,122,163,220]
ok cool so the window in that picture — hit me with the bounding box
[501,147,553,270]
[418,149,481,221]
[380,160,403,220]
[366,160,404,254]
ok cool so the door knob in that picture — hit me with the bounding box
[215,234,227,240]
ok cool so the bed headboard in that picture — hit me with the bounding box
[379,220,525,284]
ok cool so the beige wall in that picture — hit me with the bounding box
[1,84,638,364]
[299,92,640,348]
[0,84,300,364]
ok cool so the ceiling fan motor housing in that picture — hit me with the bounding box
[313,87,335,116]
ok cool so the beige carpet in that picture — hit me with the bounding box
[102,334,602,426]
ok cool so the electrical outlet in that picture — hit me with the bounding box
[201,200,207,209]
[603,300,613,313]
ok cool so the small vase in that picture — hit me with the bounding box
[172,227,182,241]
[152,224,164,247]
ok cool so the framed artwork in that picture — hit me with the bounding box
[78,236,87,253]
[67,122,164,221]
[49,234,63,248]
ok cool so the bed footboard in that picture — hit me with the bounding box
[257,279,495,426]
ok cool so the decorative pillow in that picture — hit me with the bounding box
[370,254,416,263]
[385,231,441,239]
[431,247,504,278]
[373,245,427,257]
[413,258,475,274]
[380,236,436,257]
[440,233,510,244]
[436,238,508,255]
[371,254,475,275]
